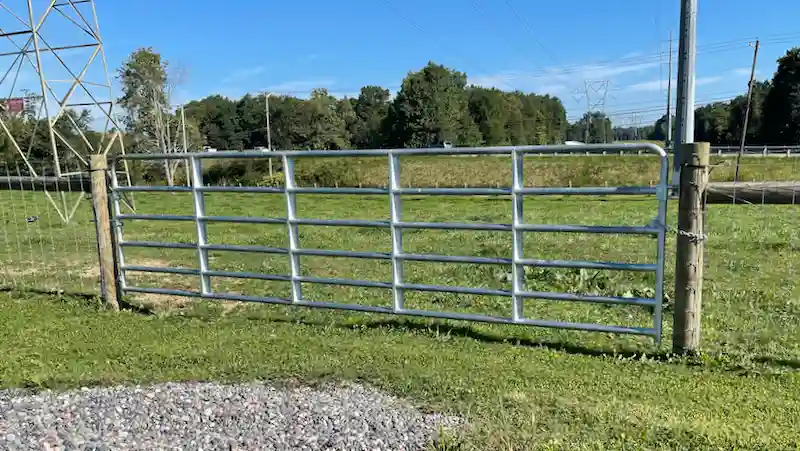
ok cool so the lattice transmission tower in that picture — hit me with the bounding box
[0,0,131,221]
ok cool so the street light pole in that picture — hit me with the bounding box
[264,92,273,177]
[265,92,272,151]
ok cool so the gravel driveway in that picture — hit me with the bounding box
[0,381,463,450]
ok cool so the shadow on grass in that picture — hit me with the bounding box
[163,303,800,371]
[0,287,155,316]
[22,290,800,373]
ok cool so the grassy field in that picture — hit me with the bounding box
[0,154,798,449]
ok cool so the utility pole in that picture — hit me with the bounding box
[734,39,760,184]
[181,104,191,185]
[265,92,272,151]
[666,30,674,149]
[265,92,273,177]
[673,0,698,183]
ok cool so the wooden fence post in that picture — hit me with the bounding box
[672,142,709,353]
[90,155,120,311]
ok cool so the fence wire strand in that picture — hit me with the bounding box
[0,160,98,296]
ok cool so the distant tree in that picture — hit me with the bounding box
[184,95,240,150]
[351,86,391,148]
[389,62,477,147]
[761,47,800,144]
[117,47,168,148]
[727,80,771,145]
[468,87,509,145]
[568,112,612,143]
[290,88,350,150]
[694,102,731,144]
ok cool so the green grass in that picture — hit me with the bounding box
[0,157,799,449]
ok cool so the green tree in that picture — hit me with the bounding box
[727,80,770,145]
[290,89,350,150]
[568,112,612,143]
[389,62,476,147]
[694,102,731,144]
[761,48,800,144]
[468,87,509,145]
[184,95,240,149]
[351,86,391,148]
[117,47,169,152]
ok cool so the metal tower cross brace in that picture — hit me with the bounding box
[0,0,132,222]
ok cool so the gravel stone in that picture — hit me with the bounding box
[0,381,463,450]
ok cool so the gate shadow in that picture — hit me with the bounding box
[247,314,800,371]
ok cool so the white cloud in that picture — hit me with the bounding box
[468,59,660,94]
[628,76,723,92]
[222,66,266,84]
[732,67,751,76]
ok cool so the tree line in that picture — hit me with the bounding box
[181,62,568,151]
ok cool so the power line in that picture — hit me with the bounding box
[501,0,559,65]
[378,0,517,91]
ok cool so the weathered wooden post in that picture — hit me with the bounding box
[90,155,119,311]
[672,142,709,353]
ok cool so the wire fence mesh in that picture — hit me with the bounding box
[0,159,99,296]
[703,154,799,355]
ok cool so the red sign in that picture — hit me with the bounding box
[2,98,24,114]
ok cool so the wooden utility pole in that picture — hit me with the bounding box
[672,142,709,353]
[734,40,760,184]
[90,155,120,311]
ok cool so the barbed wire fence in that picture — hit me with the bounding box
[0,158,99,297]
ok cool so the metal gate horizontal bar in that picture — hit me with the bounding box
[201,216,285,225]
[200,186,284,193]
[516,187,658,196]
[116,185,193,193]
[295,248,392,260]
[122,285,656,336]
[205,270,292,282]
[516,224,660,235]
[120,240,196,250]
[118,214,195,222]
[398,283,510,297]
[202,244,288,254]
[297,276,392,289]
[518,258,657,272]
[398,253,512,265]
[395,187,511,196]
[291,218,390,228]
[396,221,512,231]
[199,244,393,260]
[122,265,200,275]
[291,187,388,195]
[518,290,657,306]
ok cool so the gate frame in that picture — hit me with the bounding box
[108,143,670,340]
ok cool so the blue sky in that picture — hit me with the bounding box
[2,0,800,127]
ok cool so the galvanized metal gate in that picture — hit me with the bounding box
[110,144,669,339]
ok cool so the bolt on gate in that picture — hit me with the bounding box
[109,144,669,340]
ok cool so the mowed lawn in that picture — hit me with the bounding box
[0,156,799,450]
